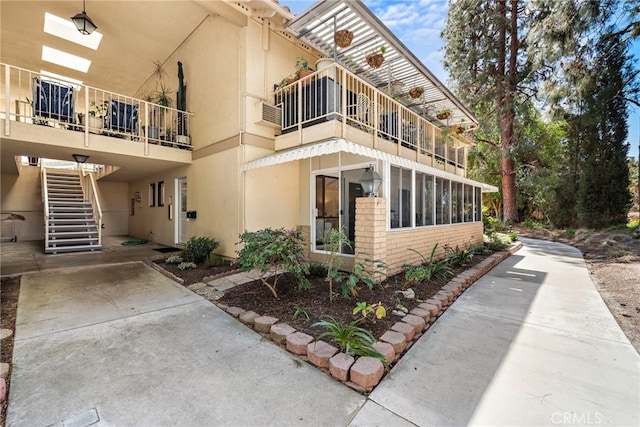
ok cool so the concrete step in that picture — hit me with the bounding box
[49,224,97,231]
[48,218,94,224]
[47,237,99,245]
[49,230,98,238]
[45,244,102,254]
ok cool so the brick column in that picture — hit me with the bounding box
[354,197,387,277]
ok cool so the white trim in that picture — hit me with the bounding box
[241,138,498,192]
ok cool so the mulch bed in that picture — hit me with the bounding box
[151,259,238,285]
[216,255,490,340]
[1,276,20,426]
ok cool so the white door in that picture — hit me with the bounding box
[176,177,187,244]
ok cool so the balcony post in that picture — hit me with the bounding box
[4,64,11,135]
[84,86,90,146]
[144,101,149,155]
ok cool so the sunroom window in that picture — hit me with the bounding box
[415,172,434,226]
[390,166,412,228]
[436,177,451,225]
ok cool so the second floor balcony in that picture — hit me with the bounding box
[1,63,194,179]
[272,63,472,176]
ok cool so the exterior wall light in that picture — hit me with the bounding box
[72,153,89,163]
[360,166,383,197]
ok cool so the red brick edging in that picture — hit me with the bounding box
[215,242,522,393]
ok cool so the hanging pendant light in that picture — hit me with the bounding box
[71,0,97,35]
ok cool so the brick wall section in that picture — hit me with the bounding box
[385,222,483,274]
[355,197,483,275]
[354,198,387,273]
[302,198,483,276]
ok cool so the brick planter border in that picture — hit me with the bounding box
[213,243,521,392]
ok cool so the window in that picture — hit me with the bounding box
[415,172,434,226]
[474,187,482,221]
[390,166,412,228]
[464,184,474,222]
[157,181,165,207]
[149,183,156,207]
[436,177,450,225]
[451,182,463,223]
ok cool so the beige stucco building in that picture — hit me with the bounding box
[1,0,495,273]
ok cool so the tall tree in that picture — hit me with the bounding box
[576,31,632,228]
[442,0,603,222]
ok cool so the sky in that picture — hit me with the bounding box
[285,0,640,161]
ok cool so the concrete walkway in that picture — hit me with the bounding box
[4,238,639,426]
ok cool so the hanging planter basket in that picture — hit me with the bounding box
[365,52,385,68]
[436,109,452,120]
[409,86,424,99]
[334,29,354,48]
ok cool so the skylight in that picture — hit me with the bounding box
[44,12,102,50]
[40,70,83,90]
[42,46,91,73]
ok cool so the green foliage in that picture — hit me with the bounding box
[182,236,219,263]
[292,304,310,321]
[402,244,453,285]
[353,301,387,324]
[323,228,350,302]
[522,219,544,228]
[627,219,639,231]
[507,232,518,242]
[312,317,390,371]
[165,255,183,265]
[177,261,196,271]
[236,228,310,298]
[566,228,576,239]
[308,261,328,277]
[485,234,508,251]
[444,245,474,267]
[204,252,224,268]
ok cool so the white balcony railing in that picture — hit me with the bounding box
[1,63,193,150]
[273,63,469,171]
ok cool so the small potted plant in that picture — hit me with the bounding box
[436,108,451,120]
[87,100,109,132]
[295,56,315,82]
[334,29,354,48]
[391,80,404,95]
[409,86,424,99]
[365,46,386,68]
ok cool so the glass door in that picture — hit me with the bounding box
[313,168,366,255]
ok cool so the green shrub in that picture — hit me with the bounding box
[444,245,474,267]
[565,228,576,239]
[402,244,453,285]
[165,255,183,265]
[312,317,390,371]
[177,261,197,270]
[204,252,224,268]
[486,235,507,251]
[508,232,518,242]
[236,228,310,298]
[308,261,328,277]
[182,236,220,263]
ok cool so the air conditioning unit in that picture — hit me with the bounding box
[256,101,282,128]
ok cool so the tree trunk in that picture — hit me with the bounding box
[502,157,517,222]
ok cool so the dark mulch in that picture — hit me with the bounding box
[1,276,20,426]
[218,273,438,339]
[152,259,238,285]
[217,255,490,341]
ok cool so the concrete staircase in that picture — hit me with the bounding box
[44,170,102,254]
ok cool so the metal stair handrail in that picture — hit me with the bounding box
[41,167,49,249]
[80,169,103,246]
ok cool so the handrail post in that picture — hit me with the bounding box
[41,167,49,251]
[5,64,11,136]
[84,86,90,147]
